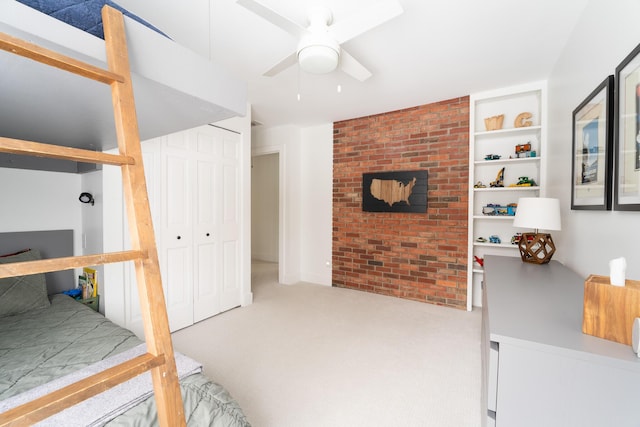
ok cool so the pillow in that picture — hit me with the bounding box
[0,248,31,258]
[0,249,50,317]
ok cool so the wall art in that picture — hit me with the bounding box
[615,42,640,210]
[362,170,427,213]
[571,75,614,210]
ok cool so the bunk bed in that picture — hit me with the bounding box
[0,230,250,426]
[0,1,250,425]
[0,0,246,173]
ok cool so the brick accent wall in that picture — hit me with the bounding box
[332,96,470,309]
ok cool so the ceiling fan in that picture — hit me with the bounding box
[236,0,404,82]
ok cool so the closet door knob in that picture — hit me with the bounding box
[177,235,181,240]
[206,233,210,237]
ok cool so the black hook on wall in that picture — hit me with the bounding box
[79,192,95,206]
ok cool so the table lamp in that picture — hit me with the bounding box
[512,197,561,264]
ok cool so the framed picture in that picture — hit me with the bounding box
[614,42,640,210]
[571,76,614,210]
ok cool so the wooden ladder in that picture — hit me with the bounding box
[0,6,185,427]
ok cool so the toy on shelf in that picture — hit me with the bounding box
[484,114,504,131]
[482,203,517,216]
[474,256,484,267]
[509,176,537,187]
[489,235,501,244]
[514,142,536,159]
[474,181,486,188]
[514,112,533,128]
[475,237,487,243]
[511,233,523,245]
[490,167,505,187]
[484,154,501,161]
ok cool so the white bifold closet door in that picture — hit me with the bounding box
[125,125,241,335]
[161,125,242,332]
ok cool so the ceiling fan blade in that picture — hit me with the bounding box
[330,0,404,44]
[263,52,298,77]
[340,49,372,82]
[236,0,306,38]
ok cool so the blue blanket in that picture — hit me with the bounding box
[16,0,169,39]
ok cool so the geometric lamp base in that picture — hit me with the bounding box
[518,232,556,264]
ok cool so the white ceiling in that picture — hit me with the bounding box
[120,0,590,128]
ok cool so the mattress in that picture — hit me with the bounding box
[14,0,170,40]
[0,294,250,426]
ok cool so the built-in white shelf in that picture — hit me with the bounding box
[474,125,542,137]
[467,81,547,311]
[473,242,519,249]
[474,157,541,166]
[472,215,517,220]
[473,186,540,192]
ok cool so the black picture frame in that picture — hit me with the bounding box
[571,76,614,210]
[614,42,640,210]
[362,170,428,213]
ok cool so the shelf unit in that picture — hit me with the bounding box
[467,81,547,310]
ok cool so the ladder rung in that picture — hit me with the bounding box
[0,32,125,85]
[0,250,145,279]
[0,137,135,166]
[0,353,165,426]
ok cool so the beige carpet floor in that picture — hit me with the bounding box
[172,261,482,427]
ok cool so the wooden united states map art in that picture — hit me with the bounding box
[362,170,428,213]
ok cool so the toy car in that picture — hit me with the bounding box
[489,235,501,244]
[482,203,500,215]
[511,233,522,244]
[515,142,532,158]
[483,203,517,216]
[515,176,536,186]
[484,154,501,161]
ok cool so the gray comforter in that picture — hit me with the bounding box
[0,294,249,426]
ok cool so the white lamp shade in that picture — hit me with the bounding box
[513,197,562,231]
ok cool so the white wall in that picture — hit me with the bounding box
[251,153,279,262]
[80,170,105,311]
[300,124,333,285]
[252,123,333,286]
[547,0,640,279]
[0,168,82,253]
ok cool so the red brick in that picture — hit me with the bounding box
[332,96,469,310]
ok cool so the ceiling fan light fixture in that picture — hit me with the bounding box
[297,30,340,74]
[298,44,339,74]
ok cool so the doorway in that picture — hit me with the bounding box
[251,152,280,290]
